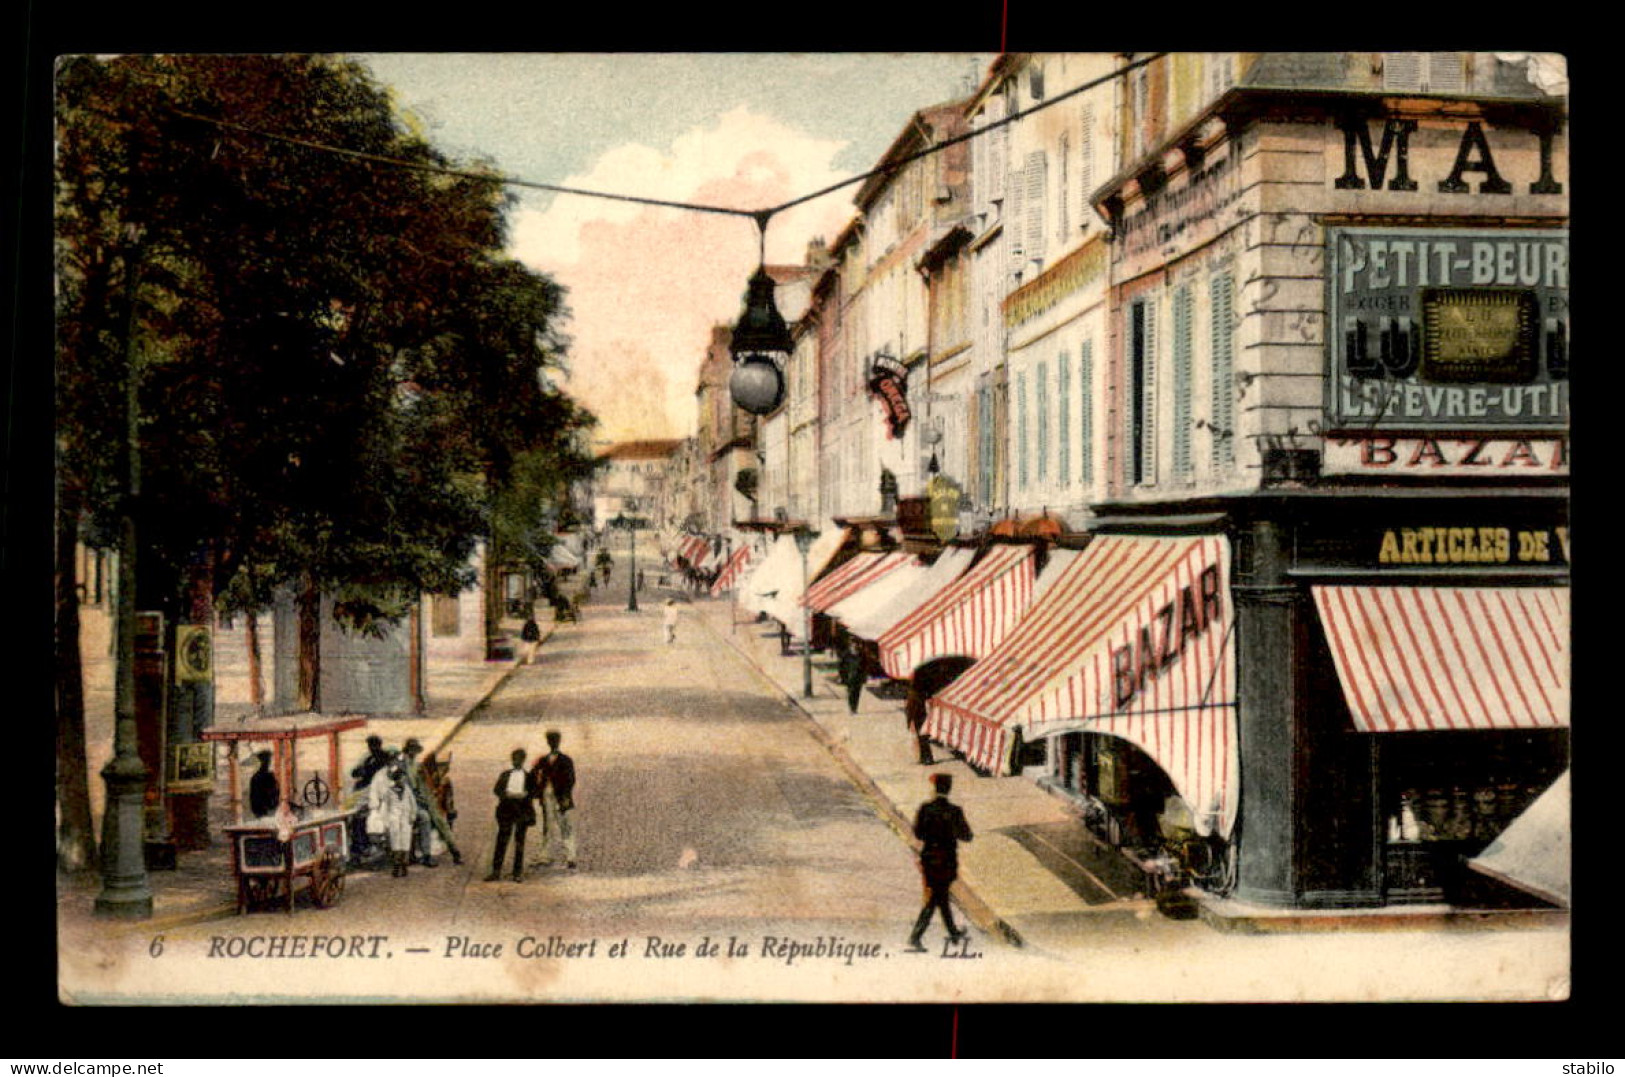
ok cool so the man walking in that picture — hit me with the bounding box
[907,772,973,951]
[486,748,536,882]
[531,730,578,870]
[662,598,680,645]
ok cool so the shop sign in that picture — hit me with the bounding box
[1375,525,1568,566]
[1111,562,1223,711]
[1324,435,1567,476]
[927,474,962,543]
[1327,227,1568,431]
[1332,118,1565,199]
[1004,240,1107,329]
[867,353,911,438]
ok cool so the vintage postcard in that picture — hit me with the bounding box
[53,51,1570,1006]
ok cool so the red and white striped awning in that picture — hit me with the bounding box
[877,544,1040,680]
[838,546,975,641]
[926,534,1238,838]
[673,535,710,567]
[710,544,755,595]
[803,551,913,613]
[1312,585,1570,733]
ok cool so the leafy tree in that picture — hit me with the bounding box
[54,53,594,869]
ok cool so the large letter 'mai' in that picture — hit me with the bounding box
[1334,119,1420,191]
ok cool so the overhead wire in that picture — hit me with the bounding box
[170,53,1168,237]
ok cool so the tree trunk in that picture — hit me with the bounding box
[297,573,321,712]
[55,476,97,876]
[245,610,264,712]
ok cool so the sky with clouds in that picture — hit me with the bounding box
[357,53,991,445]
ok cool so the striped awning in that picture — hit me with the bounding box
[674,535,711,567]
[827,556,932,632]
[803,551,914,613]
[745,526,849,635]
[926,535,1238,838]
[877,544,1040,680]
[1312,585,1570,733]
[839,546,975,642]
[710,543,755,595]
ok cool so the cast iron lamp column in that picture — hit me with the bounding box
[793,526,819,699]
[96,235,153,919]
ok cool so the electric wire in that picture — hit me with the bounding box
[170,53,1168,236]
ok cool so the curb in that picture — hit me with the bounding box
[701,604,1026,949]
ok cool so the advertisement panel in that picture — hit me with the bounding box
[1326,227,1568,432]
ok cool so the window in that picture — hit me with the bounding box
[1036,361,1049,484]
[1172,286,1193,479]
[1209,272,1236,470]
[1079,341,1095,486]
[977,383,996,505]
[1078,103,1096,228]
[1024,150,1047,268]
[1384,52,1464,93]
[1017,370,1030,489]
[1057,351,1071,486]
[1058,133,1071,242]
[1130,297,1158,486]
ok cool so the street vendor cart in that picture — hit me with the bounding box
[201,716,367,913]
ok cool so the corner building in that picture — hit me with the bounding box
[1078,52,1569,911]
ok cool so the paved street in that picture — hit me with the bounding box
[58,565,1571,1004]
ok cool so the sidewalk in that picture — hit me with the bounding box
[690,595,1158,952]
[61,610,543,932]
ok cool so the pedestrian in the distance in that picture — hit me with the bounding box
[662,598,680,645]
[904,687,935,766]
[837,638,865,715]
[907,772,973,951]
[486,748,537,882]
[520,616,541,664]
[530,730,578,869]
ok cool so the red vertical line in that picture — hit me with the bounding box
[1468,590,1534,728]
[1424,587,1493,731]
[1494,589,1554,725]
[952,1006,959,1059]
[1321,588,1386,733]
[1510,589,1565,717]
[1380,587,1444,731]
[1443,587,1518,729]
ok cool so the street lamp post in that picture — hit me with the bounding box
[97,237,152,919]
[792,526,819,699]
[613,503,641,613]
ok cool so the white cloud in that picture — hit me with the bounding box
[508,107,857,441]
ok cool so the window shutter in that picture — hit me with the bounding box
[1007,154,1027,268]
[1427,52,1465,93]
[1057,134,1070,241]
[1172,287,1193,478]
[1078,103,1096,226]
[1017,370,1029,490]
[991,120,1008,208]
[1141,297,1158,485]
[1036,361,1049,483]
[1209,273,1236,469]
[1057,351,1071,486]
[1024,150,1047,266]
[1079,342,1094,487]
[1383,52,1423,92]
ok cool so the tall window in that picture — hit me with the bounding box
[1079,341,1095,486]
[1210,272,1236,470]
[1017,370,1030,490]
[1057,134,1071,242]
[1057,351,1071,486]
[977,383,996,505]
[1035,361,1049,484]
[1130,297,1158,486]
[1078,103,1096,229]
[1172,286,1194,479]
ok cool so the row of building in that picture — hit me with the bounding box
[623,52,1570,917]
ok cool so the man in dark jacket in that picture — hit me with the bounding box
[837,638,865,715]
[486,748,537,882]
[530,730,578,869]
[249,750,280,818]
[907,772,973,951]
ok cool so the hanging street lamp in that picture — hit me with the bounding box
[728,212,792,416]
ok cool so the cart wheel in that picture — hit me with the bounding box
[302,775,331,808]
[310,850,345,908]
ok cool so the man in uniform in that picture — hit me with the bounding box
[907,772,973,951]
